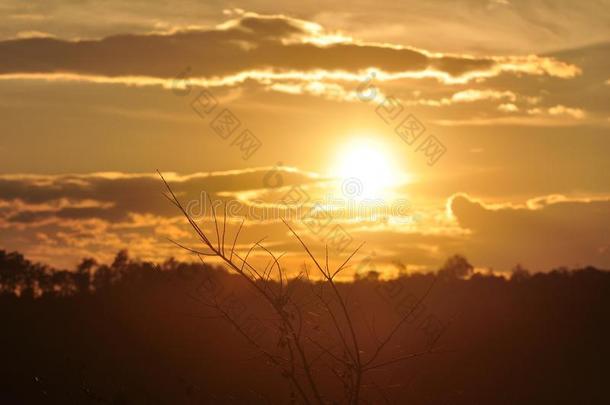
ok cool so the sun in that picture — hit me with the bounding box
[332,138,404,199]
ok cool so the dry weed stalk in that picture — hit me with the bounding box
[159,171,439,404]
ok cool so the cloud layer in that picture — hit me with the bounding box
[0,12,580,86]
[1,170,608,273]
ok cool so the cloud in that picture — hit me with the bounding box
[413,88,518,107]
[449,194,610,270]
[0,168,320,224]
[547,104,586,119]
[2,169,609,273]
[15,30,54,39]
[434,103,590,126]
[0,12,580,92]
[0,168,454,270]
[451,89,517,103]
[498,103,519,112]
[0,168,326,267]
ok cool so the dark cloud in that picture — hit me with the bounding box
[0,168,318,223]
[0,13,572,82]
[0,18,425,78]
[450,194,610,270]
[7,206,125,223]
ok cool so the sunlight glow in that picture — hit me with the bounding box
[332,138,405,200]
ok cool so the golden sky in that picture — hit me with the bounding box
[0,2,609,275]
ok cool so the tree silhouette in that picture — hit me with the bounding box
[511,263,531,281]
[75,258,97,294]
[437,254,473,280]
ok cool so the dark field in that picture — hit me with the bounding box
[1,250,609,404]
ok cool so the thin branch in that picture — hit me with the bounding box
[364,348,454,371]
[365,277,437,368]
[166,238,216,256]
[281,218,326,277]
[207,193,221,252]
[221,201,227,255]
[230,218,245,262]
[332,242,365,279]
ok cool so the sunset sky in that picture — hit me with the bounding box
[0,0,609,275]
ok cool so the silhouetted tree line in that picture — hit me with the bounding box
[0,249,225,298]
[1,249,610,404]
[2,248,592,298]
[2,248,603,295]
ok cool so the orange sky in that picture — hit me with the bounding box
[0,2,609,275]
